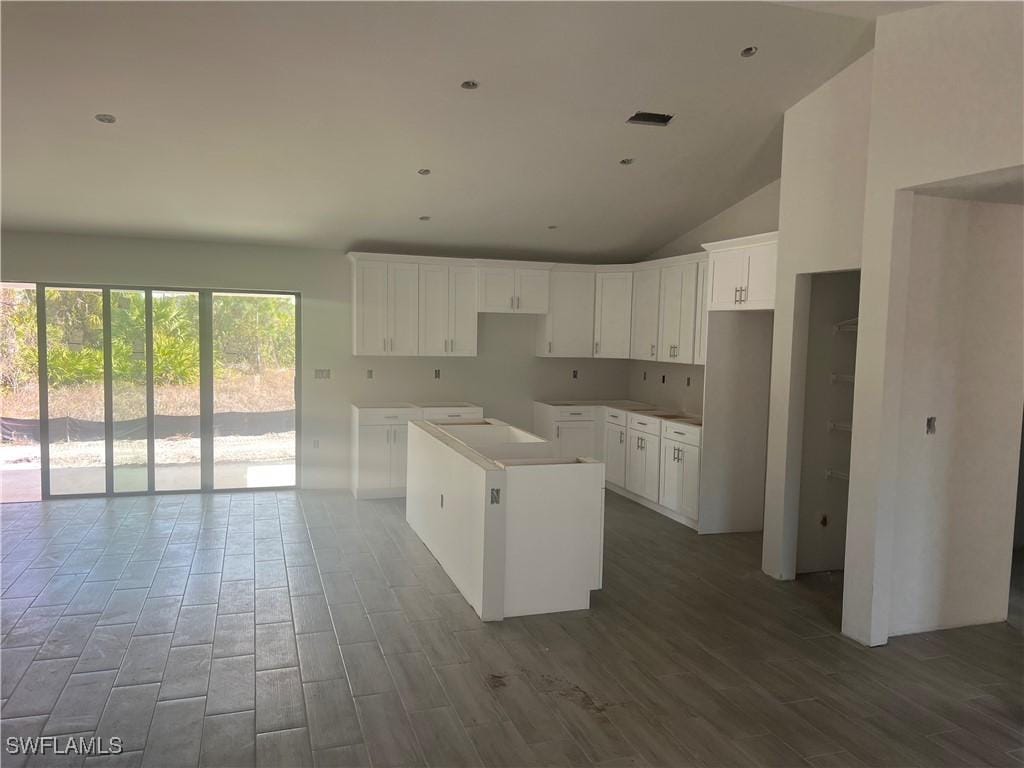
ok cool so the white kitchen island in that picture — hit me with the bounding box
[406,419,605,621]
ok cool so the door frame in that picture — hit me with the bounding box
[33,282,301,499]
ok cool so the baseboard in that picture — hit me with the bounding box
[606,483,698,532]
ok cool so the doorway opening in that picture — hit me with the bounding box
[794,269,861,628]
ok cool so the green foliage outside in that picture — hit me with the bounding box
[1,286,295,391]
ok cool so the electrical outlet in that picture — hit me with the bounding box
[366,369,373,379]
[312,439,320,449]
[661,375,666,384]
[572,369,578,380]
[686,376,691,386]
[643,371,647,381]
[434,369,441,379]
[314,368,331,380]
[926,416,936,434]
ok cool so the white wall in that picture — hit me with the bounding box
[844,2,1024,645]
[887,195,1022,635]
[648,180,781,261]
[762,52,873,580]
[0,230,632,490]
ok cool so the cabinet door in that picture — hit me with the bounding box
[448,266,478,356]
[630,269,660,360]
[353,261,388,355]
[675,262,699,364]
[594,273,633,358]
[742,242,777,309]
[418,264,449,356]
[357,425,390,490]
[555,421,595,459]
[388,425,408,490]
[544,271,595,357]
[387,263,419,355]
[708,250,749,310]
[625,429,645,495]
[658,265,683,362]
[478,268,516,312]
[679,444,700,520]
[604,425,626,487]
[693,261,708,365]
[641,434,661,502]
[659,440,682,512]
[515,269,550,314]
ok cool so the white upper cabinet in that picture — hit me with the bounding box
[630,268,661,361]
[352,260,418,356]
[704,232,778,311]
[448,266,478,355]
[594,272,632,358]
[694,261,708,365]
[419,264,478,356]
[539,271,595,357]
[515,269,550,314]
[387,263,420,355]
[353,261,389,356]
[657,260,701,364]
[478,267,517,312]
[478,265,549,313]
[418,264,449,357]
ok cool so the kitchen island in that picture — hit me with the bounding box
[406,419,605,620]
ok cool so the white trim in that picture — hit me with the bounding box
[701,230,779,253]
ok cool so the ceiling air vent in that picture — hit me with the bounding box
[627,111,674,126]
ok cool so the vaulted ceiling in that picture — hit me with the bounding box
[2,2,878,261]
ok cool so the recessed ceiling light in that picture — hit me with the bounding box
[620,158,635,165]
[460,80,479,90]
[94,113,117,124]
[417,168,431,176]
[740,45,758,58]
[547,225,558,230]
[419,215,431,221]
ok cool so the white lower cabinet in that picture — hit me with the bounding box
[659,438,699,521]
[554,420,596,459]
[625,428,659,502]
[351,405,422,498]
[604,424,626,487]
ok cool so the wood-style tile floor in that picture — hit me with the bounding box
[0,490,1021,767]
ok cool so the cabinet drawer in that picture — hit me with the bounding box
[627,413,660,435]
[662,421,701,446]
[555,406,595,421]
[421,407,483,421]
[605,408,626,425]
[357,408,422,426]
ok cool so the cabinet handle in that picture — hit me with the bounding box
[548,341,553,353]
[517,296,521,309]
[556,426,560,438]
[734,286,739,304]
[510,296,515,309]
[444,339,448,353]
[741,286,747,303]
[594,341,600,355]
[650,344,655,357]
[619,431,624,444]
[383,337,386,352]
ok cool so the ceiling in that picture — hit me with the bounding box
[913,165,1024,206]
[2,2,877,262]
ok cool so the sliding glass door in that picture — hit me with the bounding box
[0,283,42,502]
[20,284,298,499]
[212,292,297,489]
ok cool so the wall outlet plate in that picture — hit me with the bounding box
[366,369,373,379]
[434,369,441,379]
[572,369,578,380]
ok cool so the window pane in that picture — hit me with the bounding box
[153,291,200,491]
[45,287,106,495]
[212,292,296,489]
[111,289,148,492]
[1,283,41,502]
